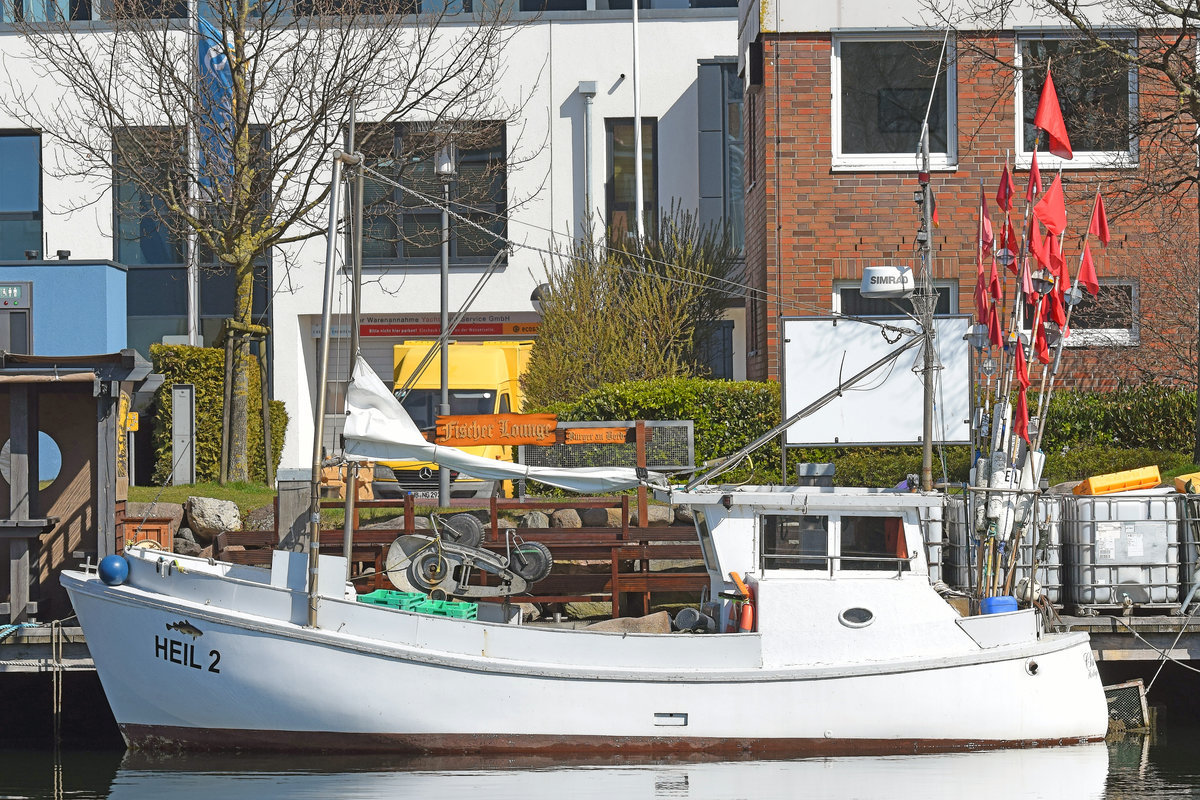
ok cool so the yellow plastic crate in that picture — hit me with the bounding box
[1174,471,1200,494]
[1073,466,1161,496]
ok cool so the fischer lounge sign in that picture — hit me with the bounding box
[435,413,558,447]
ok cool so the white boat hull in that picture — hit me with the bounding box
[62,548,1107,754]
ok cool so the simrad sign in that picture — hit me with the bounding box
[435,413,558,447]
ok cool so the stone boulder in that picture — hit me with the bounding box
[585,611,672,634]
[674,505,695,524]
[519,510,550,529]
[630,504,674,527]
[579,507,610,527]
[551,508,582,528]
[186,496,242,544]
[173,537,202,557]
[124,501,184,535]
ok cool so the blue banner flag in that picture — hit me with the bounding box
[197,17,233,194]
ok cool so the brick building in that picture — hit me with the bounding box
[737,1,1192,392]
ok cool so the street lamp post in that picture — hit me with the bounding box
[435,140,457,508]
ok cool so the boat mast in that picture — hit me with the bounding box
[917,124,936,491]
[308,150,361,629]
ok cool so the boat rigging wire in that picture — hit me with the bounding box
[360,164,916,340]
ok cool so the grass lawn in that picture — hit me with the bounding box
[127,482,277,518]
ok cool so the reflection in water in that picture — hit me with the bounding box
[103,745,1111,800]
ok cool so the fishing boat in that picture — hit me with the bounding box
[60,141,1109,752]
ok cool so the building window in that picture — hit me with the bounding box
[1,0,91,21]
[1018,35,1135,168]
[832,37,956,171]
[1024,280,1137,347]
[696,319,735,379]
[606,117,658,238]
[761,513,828,571]
[833,280,957,316]
[0,133,42,261]
[113,127,187,266]
[361,122,507,265]
[93,0,186,18]
[698,59,744,252]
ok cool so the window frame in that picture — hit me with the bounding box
[605,116,659,237]
[1061,279,1138,348]
[360,121,508,267]
[1013,31,1138,170]
[832,278,958,317]
[830,34,958,172]
[0,131,43,260]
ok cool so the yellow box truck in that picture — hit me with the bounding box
[373,340,534,500]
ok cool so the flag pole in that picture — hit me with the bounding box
[186,0,200,345]
[1030,189,1100,455]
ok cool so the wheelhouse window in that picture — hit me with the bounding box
[361,121,507,265]
[840,515,910,571]
[833,37,956,170]
[761,513,828,570]
[1017,35,1135,168]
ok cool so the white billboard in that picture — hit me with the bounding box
[781,316,972,446]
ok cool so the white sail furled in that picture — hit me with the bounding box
[342,357,666,493]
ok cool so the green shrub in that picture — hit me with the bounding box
[1042,384,1196,453]
[1042,445,1191,486]
[149,344,287,484]
[538,377,784,484]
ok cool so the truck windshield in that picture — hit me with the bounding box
[394,389,496,429]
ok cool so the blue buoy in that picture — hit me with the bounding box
[981,595,1018,615]
[98,555,130,586]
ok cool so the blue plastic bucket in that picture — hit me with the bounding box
[981,595,1018,615]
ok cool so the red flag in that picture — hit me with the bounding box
[1025,150,1042,202]
[1079,243,1100,295]
[974,273,989,323]
[988,302,1003,347]
[1031,304,1050,364]
[1088,191,1110,246]
[989,255,1002,304]
[1033,172,1067,236]
[1050,233,1070,292]
[996,165,1017,212]
[1001,219,1020,275]
[1014,335,1030,389]
[930,188,939,227]
[1021,256,1036,300]
[1014,385,1030,443]
[1034,70,1073,159]
[1029,220,1049,270]
[979,188,994,255]
[1047,281,1068,327]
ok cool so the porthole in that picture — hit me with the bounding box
[839,607,874,628]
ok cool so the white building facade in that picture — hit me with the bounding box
[0,5,743,475]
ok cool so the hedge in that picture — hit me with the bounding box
[539,377,783,485]
[541,378,1199,489]
[149,344,287,484]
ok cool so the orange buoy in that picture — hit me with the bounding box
[738,601,755,633]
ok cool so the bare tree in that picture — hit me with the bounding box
[3,0,526,481]
[522,210,742,407]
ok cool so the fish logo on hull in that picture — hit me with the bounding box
[166,620,203,639]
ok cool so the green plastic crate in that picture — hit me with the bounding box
[415,598,478,620]
[357,590,425,611]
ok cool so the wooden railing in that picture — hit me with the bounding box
[213,494,708,618]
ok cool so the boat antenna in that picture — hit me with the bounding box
[915,29,951,492]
